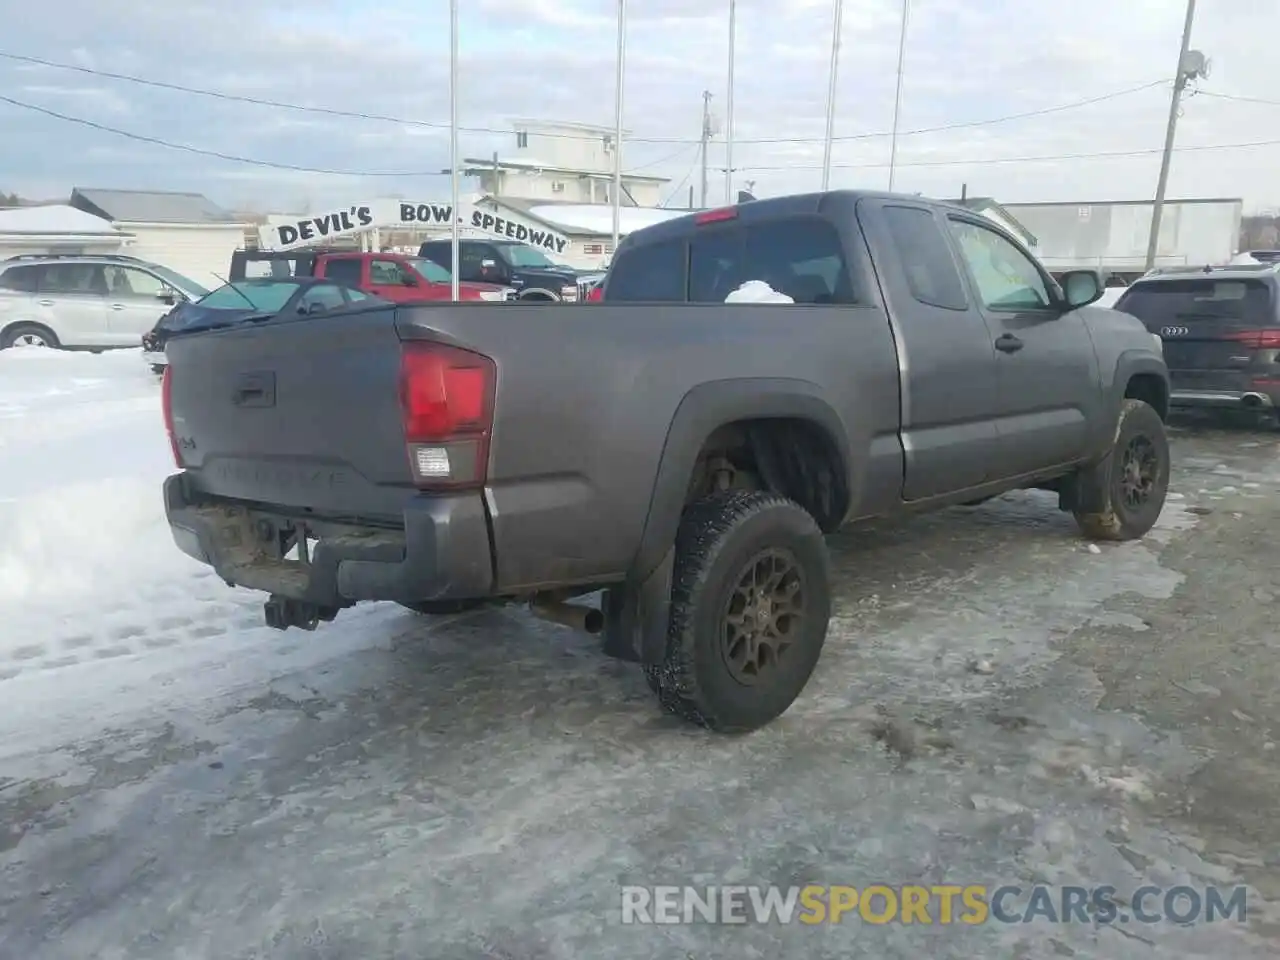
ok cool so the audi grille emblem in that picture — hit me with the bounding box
[1160,325,1189,337]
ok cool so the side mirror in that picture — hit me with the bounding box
[1060,269,1104,309]
[402,272,419,287]
[158,288,182,306]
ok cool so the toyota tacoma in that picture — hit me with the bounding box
[160,190,1171,732]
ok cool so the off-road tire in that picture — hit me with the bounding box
[1,323,60,350]
[1072,398,1169,541]
[643,490,832,733]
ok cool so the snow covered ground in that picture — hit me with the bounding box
[0,349,404,753]
[3,349,1277,959]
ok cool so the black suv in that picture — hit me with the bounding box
[1115,263,1280,418]
[418,239,592,302]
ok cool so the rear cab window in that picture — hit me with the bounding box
[606,215,853,304]
[1116,278,1277,334]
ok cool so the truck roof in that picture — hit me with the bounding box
[616,189,984,250]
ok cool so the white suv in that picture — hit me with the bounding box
[0,254,210,350]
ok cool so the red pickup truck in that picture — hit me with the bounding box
[228,250,515,303]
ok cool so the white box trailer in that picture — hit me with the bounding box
[1004,198,1243,282]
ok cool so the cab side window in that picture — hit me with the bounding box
[369,260,410,285]
[882,205,968,311]
[948,219,1051,310]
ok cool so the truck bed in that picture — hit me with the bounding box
[165,300,904,592]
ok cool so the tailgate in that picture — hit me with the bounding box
[1117,277,1275,392]
[166,308,414,519]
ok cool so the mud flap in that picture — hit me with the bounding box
[602,547,674,664]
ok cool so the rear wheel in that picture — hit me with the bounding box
[1,323,59,350]
[643,490,832,733]
[1072,399,1169,541]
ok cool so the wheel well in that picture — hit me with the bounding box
[519,290,557,301]
[1125,373,1168,421]
[685,418,849,532]
[1,320,58,345]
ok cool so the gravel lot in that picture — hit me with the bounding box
[2,410,1278,959]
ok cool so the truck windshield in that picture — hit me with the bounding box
[501,244,558,269]
[198,281,300,312]
[406,257,452,283]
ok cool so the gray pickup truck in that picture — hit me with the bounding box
[161,190,1170,732]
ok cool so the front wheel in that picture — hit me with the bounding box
[1072,399,1170,541]
[644,490,832,733]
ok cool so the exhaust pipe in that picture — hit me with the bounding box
[1242,392,1267,408]
[529,598,604,635]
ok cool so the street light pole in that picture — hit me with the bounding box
[1145,0,1197,273]
[820,0,844,190]
[611,0,627,252]
[448,0,459,302]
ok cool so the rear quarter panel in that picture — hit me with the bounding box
[394,300,901,591]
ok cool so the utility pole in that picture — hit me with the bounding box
[887,0,911,191]
[1145,0,1199,272]
[700,90,714,207]
[724,0,736,205]
[820,0,845,190]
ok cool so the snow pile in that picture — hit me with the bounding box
[724,280,794,303]
[0,347,180,622]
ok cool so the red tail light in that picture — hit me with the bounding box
[587,285,604,302]
[398,341,496,489]
[160,365,182,467]
[1225,329,1280,348]
[695,207,738,225]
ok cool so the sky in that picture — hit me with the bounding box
[1,0,1278,214]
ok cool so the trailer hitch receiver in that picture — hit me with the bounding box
[264,595,339,631]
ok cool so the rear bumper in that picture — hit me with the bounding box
[163,473,494,607]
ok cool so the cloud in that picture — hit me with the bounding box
[0,0,1276,212]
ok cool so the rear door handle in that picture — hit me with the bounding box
[995,334,1024,353]
[38,299,54,307]
[110,303,126,311]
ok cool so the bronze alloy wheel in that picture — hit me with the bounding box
[719,548,806,686]
[1119,434,1159,510]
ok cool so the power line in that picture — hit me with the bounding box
[727,135,1280,172]
[0,94,685,179]
[0,94,441,177]
[7,86,1269,182]
[0,50,1166,146]
[626,142,698,173]
[1196,90,1280,108]
[661,158,701,207]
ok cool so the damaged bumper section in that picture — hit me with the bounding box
[162,473,494,630]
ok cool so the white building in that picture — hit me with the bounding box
[480,197,691,267]
[460,119,670,207]
[0,204,128,256]
[69,188,249,288]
